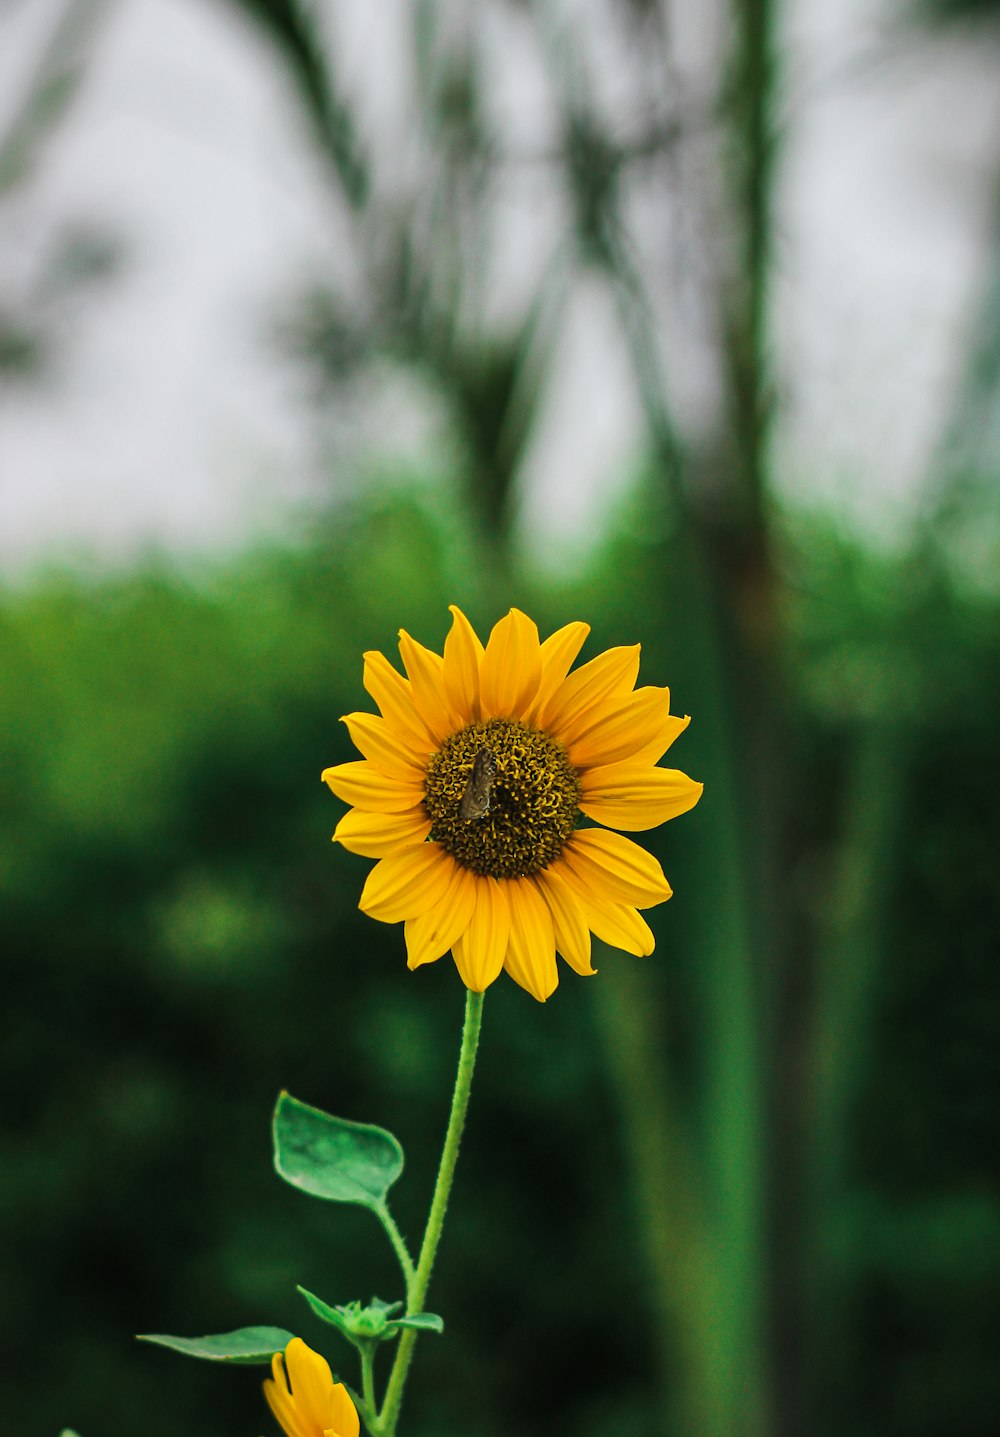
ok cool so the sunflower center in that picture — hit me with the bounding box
[424,718,581,878]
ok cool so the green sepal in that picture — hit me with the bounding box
[273,1091,404,1213]
[59,1430,82,1436]
[297,1286,370,1342]
[297,1287,443,1345]
[137,1326,294,1364]
[389,1312,444,1335]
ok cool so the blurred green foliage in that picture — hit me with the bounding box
[1,489,998,1437]
[4,3,1000,1432]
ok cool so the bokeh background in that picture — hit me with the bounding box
[2,2,999,1435]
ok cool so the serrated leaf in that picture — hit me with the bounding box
[388,1312,444,1335]
[273,1092,404,1211]
[138,1326,293,1364]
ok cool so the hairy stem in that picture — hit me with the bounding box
[378,989,485,1437]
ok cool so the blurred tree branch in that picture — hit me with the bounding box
[0,0,113,198]
[0,0,116,381]
[234,0,368,205]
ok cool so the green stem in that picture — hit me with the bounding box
[379,1207,416,1297]
[377,989,484,1437]
[360,1344,378,1426]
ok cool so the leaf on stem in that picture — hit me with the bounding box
[137,1326,294,1364]
[273,1091,404,1212]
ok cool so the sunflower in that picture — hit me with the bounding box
[323,607,702,1002]
[263,1337,359,1437]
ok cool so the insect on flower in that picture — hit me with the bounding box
[458,747,497,821]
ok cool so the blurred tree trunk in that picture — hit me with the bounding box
[600,1,785,1433]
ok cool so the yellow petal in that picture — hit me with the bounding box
[284,1339,336,1429]
[566,686,679,769]
[631,712,691,765]
[502,878,558,1001]
[264,1353,310,1437]
[322,760,425,814]
[265,1379,310,1437]
[267,1351,285,1392]
[404,863,478,969]
[442,604,484,724]
[478,608,542,720]
[586,897,656,955]
[451,877,510,991]
[398,629,460,743]
[561,829,672,907]
[340,712,427,777]
[363,650,436,752]
[329,1383,360,1437]
[333,807,431,858]
[533,866,594,975]
[537,645,641,744]
[524,621,591,724]
[359,844,452,923]
[579,764,704,831]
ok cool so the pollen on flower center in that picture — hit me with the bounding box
[424,718,582,878]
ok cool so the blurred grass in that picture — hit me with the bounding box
[1,486,998,1437]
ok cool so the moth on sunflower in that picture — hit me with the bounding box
[458,747,497,822]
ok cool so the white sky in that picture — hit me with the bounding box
[1,0,999,575]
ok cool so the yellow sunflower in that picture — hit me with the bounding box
[263,1337,359,1437]
[323,607,703,1002]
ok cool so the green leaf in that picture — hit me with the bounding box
[59,1430,82,1436]
[273,1091,404,1212]
[297,1287,357,1339]
[388,1312,444,1335]
[137,1326,293,1364]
